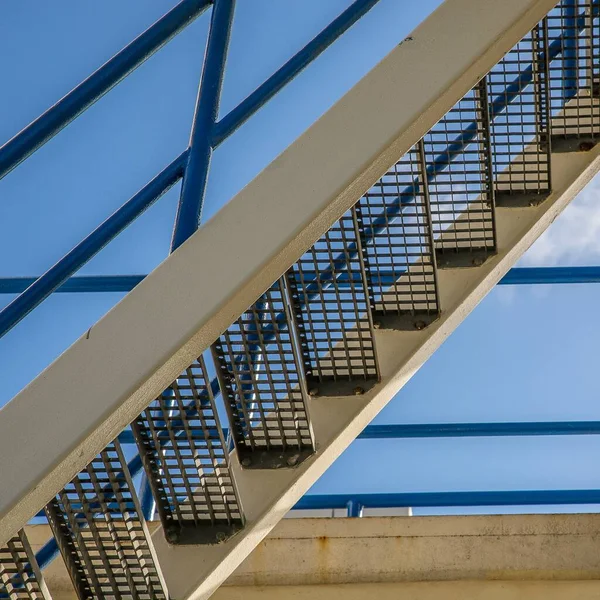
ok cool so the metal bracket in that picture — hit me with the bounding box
[237,446,314,470]
[306,376,378,397]
[495,192,551,208]
[164,521,244,546]
[549,136,597,153]
[435,248,495,269]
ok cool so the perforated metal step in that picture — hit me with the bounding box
[489,21,553,206]
[548,0,600,151]
[132,357,244,543]
[0,531,50,600]
[425,79,497,268]
[212,278,315,469]
[44,441,168,600]
[289,209,379,397]
[358,141,440,331]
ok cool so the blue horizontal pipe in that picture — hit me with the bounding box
[498,266,600,285]
[31,0,600,571]
[0,275,146,294]
[0,152,186,338]
[35,419,600,564]
[31,489,600,569]
[115,421,600,444]
[212,0,382,146]
[33,481,600,519]
[3,266,597,295]
[356,421,600,438]
[295,489,600,510]
[0,0,210,181]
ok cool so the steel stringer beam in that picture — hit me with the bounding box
[153,147,600,599]
[0,0,561,591]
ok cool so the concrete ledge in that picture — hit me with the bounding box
[27,513,600,598]
[213,581,600,600]
[229,514,600,586]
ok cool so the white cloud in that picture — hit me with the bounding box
[520,174,600,266]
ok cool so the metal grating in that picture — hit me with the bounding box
[132,356,244,542]
[547,0,600,150]
[424,79,497,268]
[358,142,440,330]
[0,531,50,600]
[213,277,314,468]
[289,209,379,396]
[44,441,168,600]
[488,22,553,206]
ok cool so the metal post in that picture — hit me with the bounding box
[170,0,236,251]
[346,499,363,518]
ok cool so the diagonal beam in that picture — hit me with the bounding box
[153,142,600,599]
[0,0,558,554]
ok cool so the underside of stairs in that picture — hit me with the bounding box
[2,0,600,599]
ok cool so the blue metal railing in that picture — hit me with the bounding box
[0,0,387,567]
[0,0,383,339]
[0,0,212,181]
[2,0,599,571]
[2,266,600,294]
[296,489,600,513]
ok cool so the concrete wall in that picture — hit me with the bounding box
[214,582,600,600]
[28,513,600,599]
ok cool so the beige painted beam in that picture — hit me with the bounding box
[0,0,559,549]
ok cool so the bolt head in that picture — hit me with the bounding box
[287,455,299,467]
[165,525,180,544]
[308,387,319,397]
[241,457,252,468]
[579,141,595,152]
[373,321,382,329]
[472,257,484,267]
[215,531,227,543]
[414,320,426,331]
[353,386,365,396]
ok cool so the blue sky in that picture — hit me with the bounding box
[1,0,600,513]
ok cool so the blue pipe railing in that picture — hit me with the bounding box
[171,0,235,250]
[2,1,595,340]
[2,266,600,295]
[296,489,600,513]
[0,0,211,181]
[4,0,597,571]
[0,0,384,340]
[0,152,187,337]
[116,420,600,444]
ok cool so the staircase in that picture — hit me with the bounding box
[2,0,599,598]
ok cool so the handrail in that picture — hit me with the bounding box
[2,266,600,295]
[295,489,600,513]
[0,152,187,338]
[0,0,596,576]
[0,0,384,340]
[111,420,600,443]
[212,0,382,145]
[0,0,211,181]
